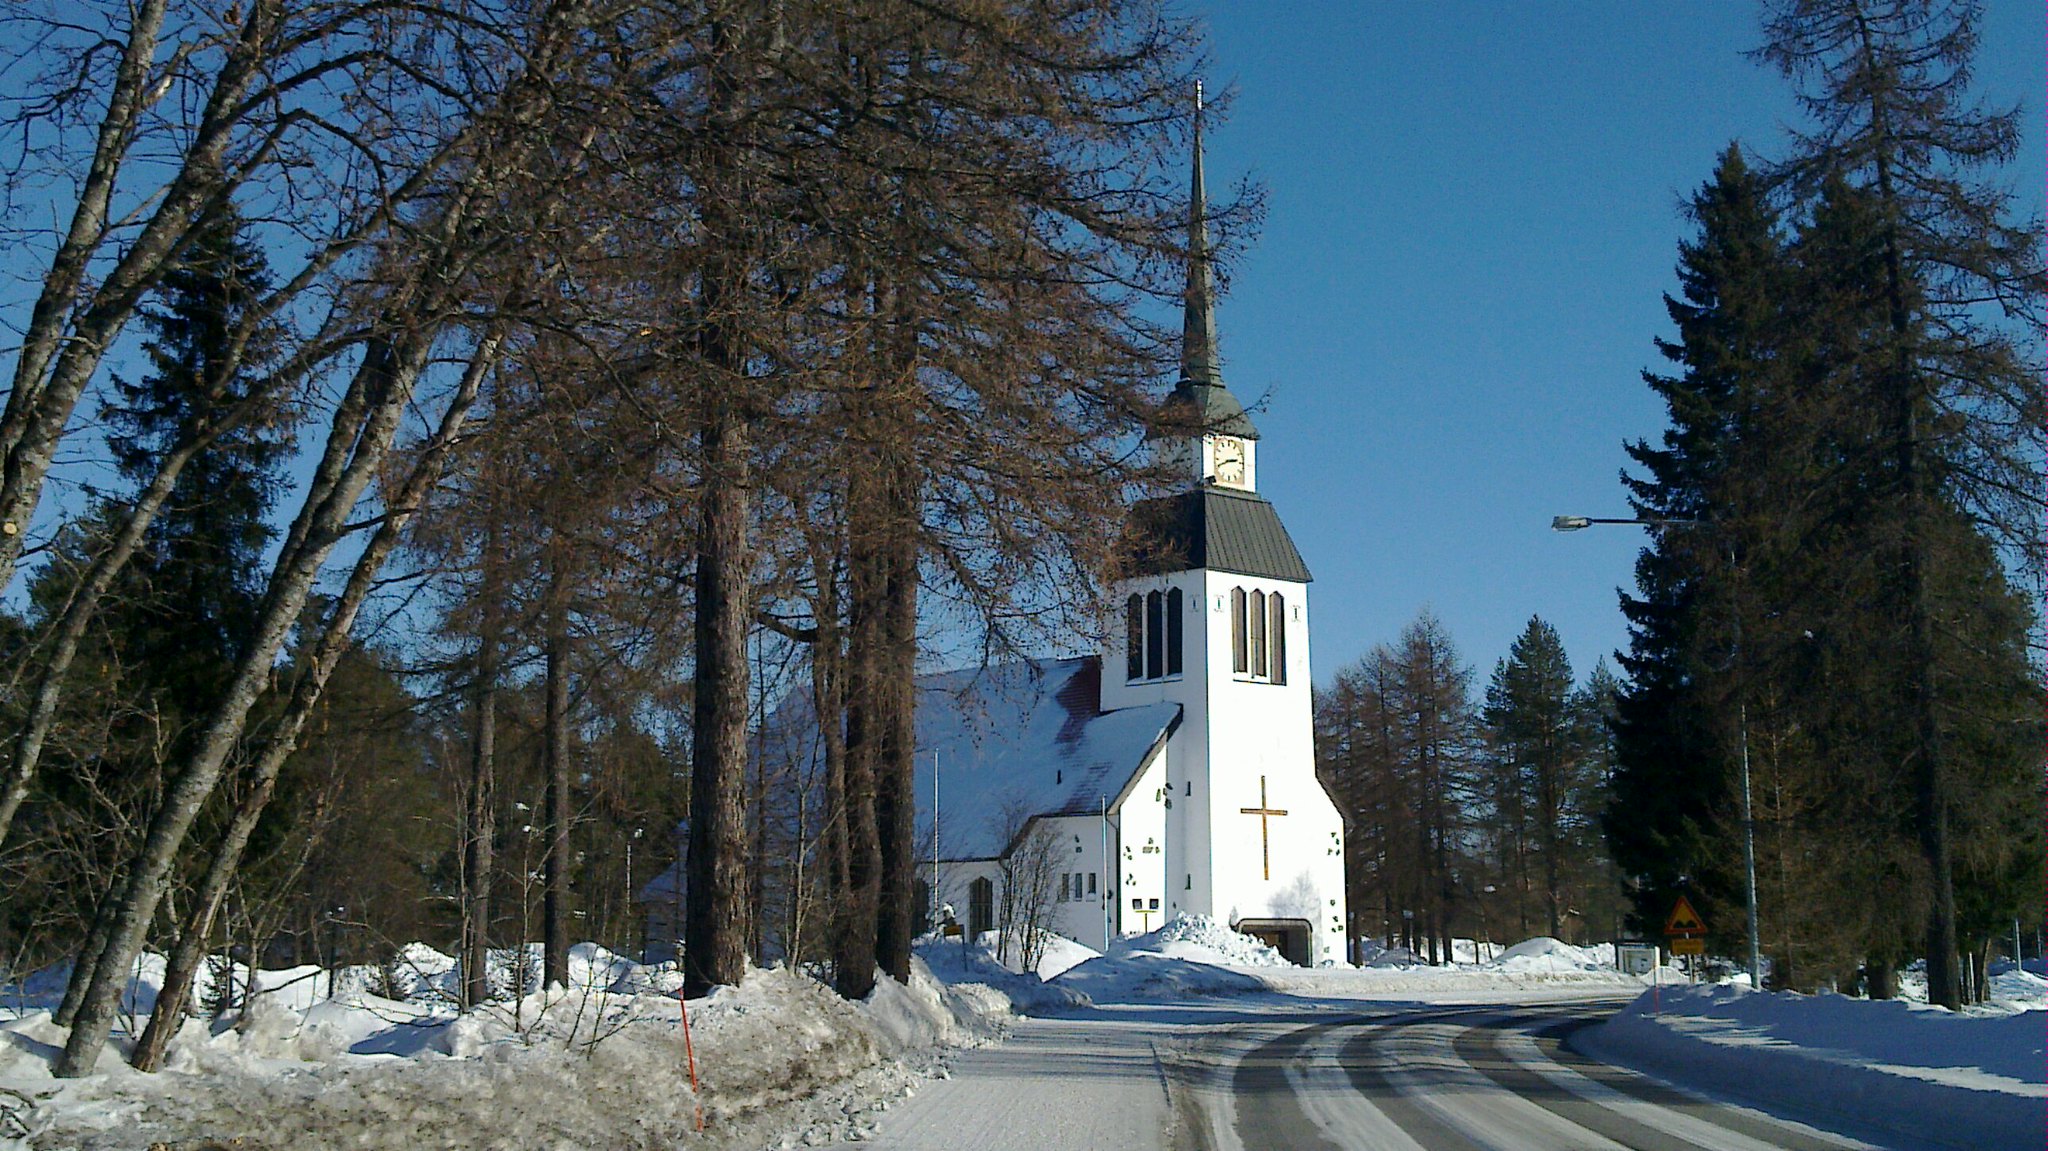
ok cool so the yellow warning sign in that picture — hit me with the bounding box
[1668,936,1705,956]
[1664,895,1707,937]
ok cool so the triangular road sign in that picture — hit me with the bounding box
[1665,895,1707,936]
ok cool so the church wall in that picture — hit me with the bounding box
[1038,813,1115,952]
[1115,742,1170,939]
[1098,571,1214,935]
[1198,570,1349,965]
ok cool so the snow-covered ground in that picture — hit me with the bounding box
[0,940,1026,1150]
[1581,978,2047,1150]
[4,927,2040,1149]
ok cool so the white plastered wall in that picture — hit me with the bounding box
[1195,570,1348,964]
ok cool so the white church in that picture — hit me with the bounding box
[914,115,1348,966]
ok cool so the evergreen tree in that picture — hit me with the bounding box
[100,203,284,720]
[1607,147,1785,953]
[1483,617,1594,940]
[1757,0,2045,1008]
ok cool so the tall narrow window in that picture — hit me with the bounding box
[1125,594,1144,682]
[968,877,994,937]
[1231,587,1249,673]
[1145,590,1165,680]
[1249,589,1268,678]
[1269,592,1287,684]
[1165,587,1184,676]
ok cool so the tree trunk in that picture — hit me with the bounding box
[461,634,500,1009]
[872,455,921,984]
[831,518,885,1000]
[542,577,572,990]
[55,886,118,1028]
[683,403,753,996]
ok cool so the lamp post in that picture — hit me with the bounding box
[1554,512,1764,991]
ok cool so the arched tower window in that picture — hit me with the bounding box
[1145,590,1165,679]
[1269,591,1287,684]
[1125,594,1144,681]
[1231,587,1248,673]
[1248,589,1268,677]
[1165,588,1184,676]
[1231,585,1288,684]
[1125,584,1185,684]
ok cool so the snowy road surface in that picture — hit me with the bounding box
[860,1013,1177,1150]
[856,996,1895,1151]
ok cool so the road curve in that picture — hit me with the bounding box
[1199,1003,1885,1151]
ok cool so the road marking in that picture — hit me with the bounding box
[1537,1018,1884,1151]
[1286,1022,1428,1151]
[1494,1025,1874,1151]
[1376,1014,1636,1151]
[1457,1017,1755,1151]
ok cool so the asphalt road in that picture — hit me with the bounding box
[1204,1003,1881,1151]
[857,997,1895,1151]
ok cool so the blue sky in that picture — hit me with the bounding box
[1190,1,2046,685]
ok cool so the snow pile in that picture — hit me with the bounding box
[0,949,1004,1151]
[1987,961,2048,1008]
[1029,935,1101,980]
[915,937,1090,1015]
[1049,917,1281,1004]
[1894,958,2048,1014]
[1581,983,2047,1150]
[967,930,1100,981]
[1488,936,1611,974]
[1145,916,1291,968]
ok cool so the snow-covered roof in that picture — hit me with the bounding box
[917,657,1179,860]
[760,656,1179,862]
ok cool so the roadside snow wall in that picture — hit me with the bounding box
[1580,984,2046,1151]
[1,954,1011,1151]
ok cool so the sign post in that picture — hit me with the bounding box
[1663,895,1708,990]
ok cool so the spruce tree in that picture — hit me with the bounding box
[1607,147,1786,951]
[101,203,284,720]
[1483,617,1581,939]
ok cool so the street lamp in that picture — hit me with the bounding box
[1553,512,1765,992]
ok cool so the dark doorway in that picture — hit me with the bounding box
[968,877,995,937]
[1236,918,1312,966]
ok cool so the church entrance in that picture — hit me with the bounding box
[1235,918,1312,966]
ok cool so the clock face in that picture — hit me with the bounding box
[1212,437,1246,487]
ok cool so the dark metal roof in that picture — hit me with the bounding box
[1128,487,1312,583]
[1166,378,1260,439]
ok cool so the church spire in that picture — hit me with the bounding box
[1172,81,1257,440]
[1181,81,1221,387]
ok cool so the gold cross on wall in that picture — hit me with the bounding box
[1240,775,1289,881]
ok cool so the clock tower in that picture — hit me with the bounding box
[1099,90,1349,965]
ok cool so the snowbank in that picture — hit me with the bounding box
[1030,934,1101,980]
[1050,916,1284,1004]
[1490,936,1614,974]
[1895,958,2048,1015]
[1146,916,1291,968]
[0,947,1011,1151]
[915,937,1091,1015]
[1580,983,2048,1150]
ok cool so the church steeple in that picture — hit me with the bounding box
[1182,81,1222,389]
[1172,82,1258,445]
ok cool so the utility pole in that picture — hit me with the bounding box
[1100,795,1111,951]
[1555,514,1765,990]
